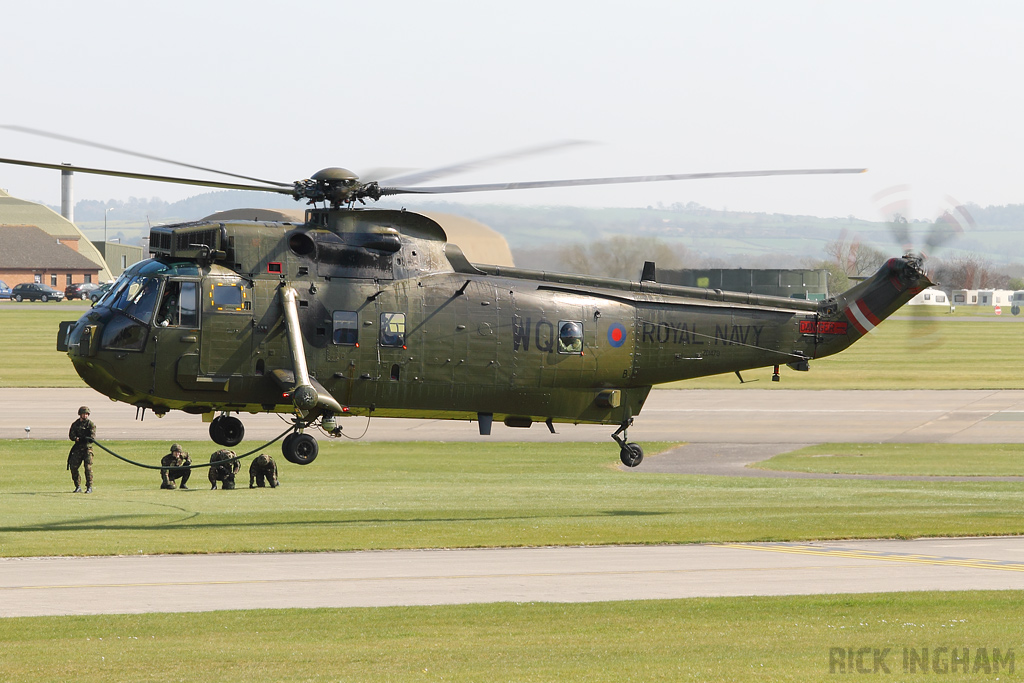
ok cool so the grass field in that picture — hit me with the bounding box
[3,304,1022,389]
[0,303,90,387]
[758,443,1024,476]
[0,592,1020,682]
[5,439,1024,557]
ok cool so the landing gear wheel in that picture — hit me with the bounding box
[619,443,644,467]
[283,433,318,465]
[281,433,298,463]
[210,415,244,447]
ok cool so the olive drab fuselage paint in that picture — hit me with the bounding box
[59,208,932,436]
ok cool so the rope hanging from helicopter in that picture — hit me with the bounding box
[90,426,296,471]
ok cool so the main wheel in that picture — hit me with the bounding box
[14,295,22,302]
[283,433,318,465]
[281,433,298,463]
[619,443,644,467]
[40,295,48,302]
[210,415,244,447]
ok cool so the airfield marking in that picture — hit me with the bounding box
[0,564,870,592]
[724,543,1024,572]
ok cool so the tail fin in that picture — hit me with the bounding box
[815,255,933,354]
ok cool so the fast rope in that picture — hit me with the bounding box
[91,426,296,471]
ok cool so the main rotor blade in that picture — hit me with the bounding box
[0,125,293,188]
[377,140,595,186]
[380,167,868,196]
[0,157,296,195]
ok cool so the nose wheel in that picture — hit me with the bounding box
[611,418,644,467]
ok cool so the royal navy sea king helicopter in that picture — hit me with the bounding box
[1,132,934,467]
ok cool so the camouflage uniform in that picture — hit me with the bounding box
[67,408,96,493]
[160,444,192,489]
[249,453,279,488]
[208,449,240,490]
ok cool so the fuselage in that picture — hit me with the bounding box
[60,208,931,429]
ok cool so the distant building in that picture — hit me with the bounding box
[977,289,1015,307]
[658,268,831,300]
[0,224,102,288]
[951,289,978,305]
[91,241,145,278]
[907,287,949,306]
[0,189,113,282]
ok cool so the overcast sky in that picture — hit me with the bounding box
[1,0,1021,221]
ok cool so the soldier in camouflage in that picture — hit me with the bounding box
[249,453,279,488]
[160,443,192,490]
[67,406,95,493]
[208,448,240,490]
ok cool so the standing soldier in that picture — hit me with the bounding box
[249,453,279,488]
[67,406,95,493]
[208,449,240,490]
[160,443,192,490]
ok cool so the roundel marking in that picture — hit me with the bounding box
[607,322,627,348]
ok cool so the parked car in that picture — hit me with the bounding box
[10,283,65,302]
[0,280,10,300]
[65,282,99,300]
[89,282,114,303]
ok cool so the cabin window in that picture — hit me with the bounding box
[332,311,359,345]
[936,295,946,303]
[924,293,931,301]
[557,320,584,355]
[158,281,199,328]
[954,294,965,303]
[972,295,977,303]
[380,312,406,348]
[210,282,248,312]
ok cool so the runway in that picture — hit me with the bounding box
[4,387,1024,617]
[5,387,1024,444]
[4,537,1024,617]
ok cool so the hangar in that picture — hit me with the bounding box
[0,188,113,284]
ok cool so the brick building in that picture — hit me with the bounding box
[0,189,112,286]
[0,224,102,288]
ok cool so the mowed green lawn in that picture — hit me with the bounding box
[5,439,1024,557]
[759,443,1024,476]
[1,592,1021,682]
[3,304,1022,389]
[0,303,90,387]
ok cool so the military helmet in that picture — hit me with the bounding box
[78,406,90,415]
[170,443,182,452]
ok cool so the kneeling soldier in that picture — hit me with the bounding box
[249,453,279,488]
[208,449,240,490]
[160,443,192,490]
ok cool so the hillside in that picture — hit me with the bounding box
[57,192,1024,269]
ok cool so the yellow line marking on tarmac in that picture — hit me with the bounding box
[724,544,1024,572]
[0,564,868,591]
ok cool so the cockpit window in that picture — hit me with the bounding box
[108,275,161,323]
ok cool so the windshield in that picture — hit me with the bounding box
[109,275,161,323]
[95,258,201,310]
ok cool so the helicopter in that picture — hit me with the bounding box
[0,131,932,467]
